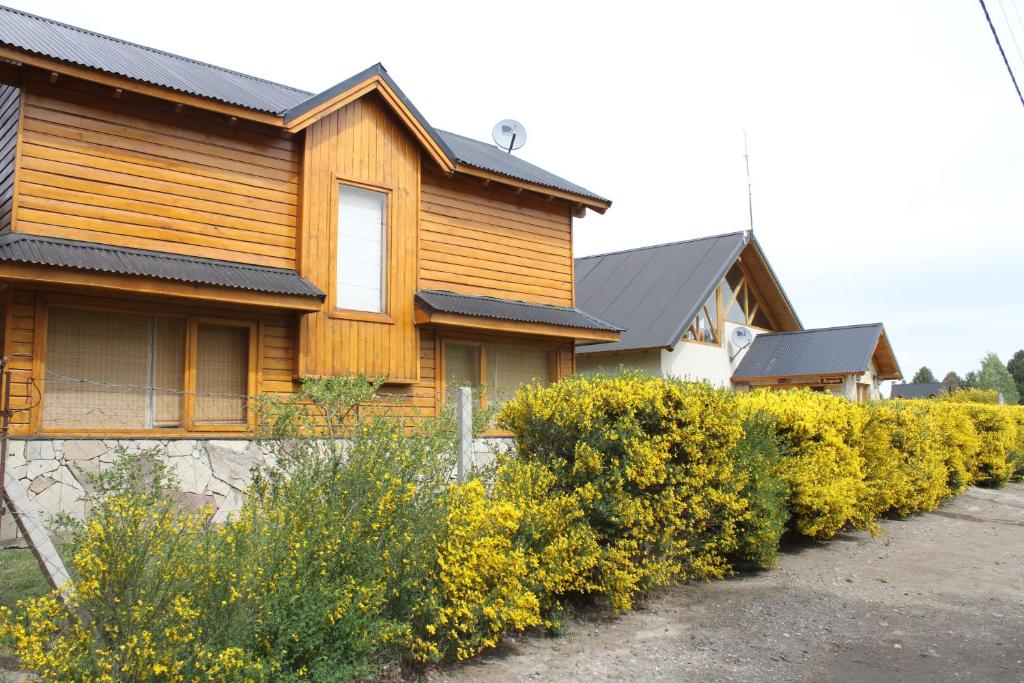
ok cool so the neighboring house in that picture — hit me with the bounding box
[0,6,621,440]
[731,323,902,401]
[574,230,902,399]
[890,382,949,399]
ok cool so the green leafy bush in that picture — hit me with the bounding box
[727,412,789,568]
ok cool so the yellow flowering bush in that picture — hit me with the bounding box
[498,372,748,610]
[4,373,1023,681]
[860,401,949,515]
[735,389,872,538]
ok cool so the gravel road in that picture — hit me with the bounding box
[431,484,1024,683]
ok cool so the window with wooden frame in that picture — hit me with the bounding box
[720,264,773,329]
[334,182,389,317]
[41,305,256,432]
[441,340,556,412]
[683,290,720,345]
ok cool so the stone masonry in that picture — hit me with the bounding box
[0,437,514,543]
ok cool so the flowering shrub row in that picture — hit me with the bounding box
[1,372,1022,681]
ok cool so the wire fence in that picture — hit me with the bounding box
[19,369,423,434]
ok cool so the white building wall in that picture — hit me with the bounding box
[662,321,765,387]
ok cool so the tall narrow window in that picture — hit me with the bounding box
[194,324,249,425]
[337,185,387,313]
[444,343,480,404]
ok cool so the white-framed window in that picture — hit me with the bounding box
[336,184,387,313]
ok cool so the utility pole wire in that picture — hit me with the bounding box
[979,0,1024,110]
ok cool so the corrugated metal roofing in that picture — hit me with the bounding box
[890,382,949,399]
[415,289,622,332]
[0,6,608,204]
[732,323,886,380]
[437,130,609,204]
[0,232,324,298]
[574,232,750,354]
[0,4,311,114]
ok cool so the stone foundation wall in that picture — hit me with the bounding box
[0,437,515,544]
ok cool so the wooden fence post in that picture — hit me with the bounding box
[455,387,473,483]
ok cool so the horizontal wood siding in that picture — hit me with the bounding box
[3,287,297,437]
[0,82,19,231]
[299,94,419,381]
[14,70,299,268]
[419,171,574,306]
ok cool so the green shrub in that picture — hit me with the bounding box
[728,412,789,568]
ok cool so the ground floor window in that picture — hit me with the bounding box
[443,340,555,411]
[43,306,255,431]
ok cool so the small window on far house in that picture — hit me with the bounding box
[336,185,387,313]
[194,324,250,425]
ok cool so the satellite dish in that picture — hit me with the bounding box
[492,119,527,154]
[731,326,753,350]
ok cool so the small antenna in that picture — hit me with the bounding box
[743,129,754,231]
[492,119,527,154]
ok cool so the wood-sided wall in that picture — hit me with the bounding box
[12,68,299,268]
[2,287,298,437]
[419,171,575,307]
[298,93,420,381]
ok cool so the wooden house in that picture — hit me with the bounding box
[0,6,620,439]
[574,231,902,400]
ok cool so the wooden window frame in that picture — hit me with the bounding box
[439,336,559,412]
[185,317,259,433]
[718,262,778,332]
[35,297,261,436]
[328,175,396,324]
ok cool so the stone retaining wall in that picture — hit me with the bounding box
[0,437,514,544]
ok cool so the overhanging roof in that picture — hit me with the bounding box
[891,382,949,399]
[0,6,609,208]
[0,4,309,113]
[575,231,801,354]
[415,289,622,343]
[732,323,903,381]
[0,232,323,299]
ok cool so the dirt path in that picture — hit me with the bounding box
[431,484,1024,683]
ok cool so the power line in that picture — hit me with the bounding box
[996,0,1024,67]
[979,0,1024,110]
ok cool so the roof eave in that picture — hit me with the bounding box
[0,43,287,126]
[453,163,611,214]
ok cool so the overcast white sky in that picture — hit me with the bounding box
[17,0,1024,380]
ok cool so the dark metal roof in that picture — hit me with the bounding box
[0,233,324,298]
[0,5,311,114]
[415,289,622,332]
[890,382,949,399]
[0,7,608,205]
[575,232,750,353]
[437,130,609,204]
[732,323,888,380]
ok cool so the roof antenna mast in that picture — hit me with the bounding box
[743,129,754,232]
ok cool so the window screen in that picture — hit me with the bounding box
[444,344,480,404]
[337,185,387,313]
[486,345,553,408]
[194,324,249,424]
[44,308,184,429]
